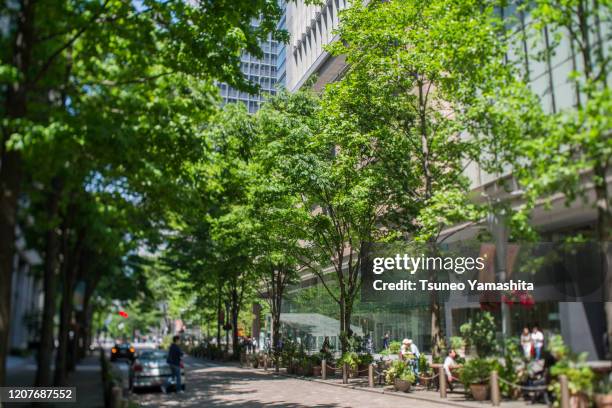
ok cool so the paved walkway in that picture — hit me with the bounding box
[133,359,542,408]
[4,354,104,408]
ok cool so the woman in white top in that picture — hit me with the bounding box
[520,326,533,359]
[531,325,544,360]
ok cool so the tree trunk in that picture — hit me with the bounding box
[0,0,35,386]
[230,288,240,358]
[0,151,22,387]
[270,267,285,373]
[54,230,84,386]
[35,179,64,386]
[216,283,222,348]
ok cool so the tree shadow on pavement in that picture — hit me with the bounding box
[134,366,348,408]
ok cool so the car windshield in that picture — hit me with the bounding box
[117,344,131,349]
[139,351,167,360]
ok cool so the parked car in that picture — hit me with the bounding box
[110,343,135,362]
[129,350,185,392]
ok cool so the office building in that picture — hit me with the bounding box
[285,0,349,92]
[218,23,280,113]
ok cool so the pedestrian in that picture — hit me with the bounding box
[531,325,544,360]
[365,334,373,354]
[400,338,410,360]
[252,337,258,352]
[407,339,420,377]
[443,349,458,391]
[383,332,390,350]
[520,326,533,359]
[320,336,331,359]
[161,335,184,394]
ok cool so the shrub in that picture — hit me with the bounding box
[389,341,401,354]
[338,352,360,370]
[460,312,497,357]
[450,336,465,351]
[548,336,595,402]
[359,353,373,366]
[460,358,497,386]
[385,360,410,385]
[418,353,431,375]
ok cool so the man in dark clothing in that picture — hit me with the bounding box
[162,335,183,394]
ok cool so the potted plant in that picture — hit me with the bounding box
[339,352,360,378]
[550,359,594,408]
[385,360,414,392]
[548,335,594,408]
[358,353,373,377]
[460,358,495,401]
[417,354,433,387]
[459,312,497,358]
[450,336,466,357]
[395,370,416,392]
[311,353,323,377]
[594,374,612,408]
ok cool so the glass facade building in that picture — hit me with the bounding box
[218,25,279,113]
[276,1,287,88]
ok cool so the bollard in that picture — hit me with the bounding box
[342,363,348,384]
[439,366,447,398]
[321,359,327,380]
[368,364,374,387]
[559,374,570,408]
[490,371,500,406]
[111,386,122,408]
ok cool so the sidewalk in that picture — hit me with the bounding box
[251,366,545,408]
[4,353,104,408]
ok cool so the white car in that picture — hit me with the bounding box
[129,350,185,392]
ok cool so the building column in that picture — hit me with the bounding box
[489,210,511,338]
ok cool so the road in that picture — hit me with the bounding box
[133,358,450,408]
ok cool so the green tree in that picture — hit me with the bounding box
[248,92,316,369]
[322,0,518,356]
[0,0,286,384]
[512,0,611,346]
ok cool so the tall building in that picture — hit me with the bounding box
[218,23,280,113]
[285,0,349,92]
[276,1,288,88]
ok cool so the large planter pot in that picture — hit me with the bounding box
[313,366,322,377]
[570,392,590,408]
[595,393,612,408]
[394,378,412,393]
[251,360,259,369]
[469,383,489,401]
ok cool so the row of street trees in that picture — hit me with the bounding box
[0,0,288,386]
[165,0,609,361]
[0,0,608,388]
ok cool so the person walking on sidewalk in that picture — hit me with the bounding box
[162,335,184,394]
